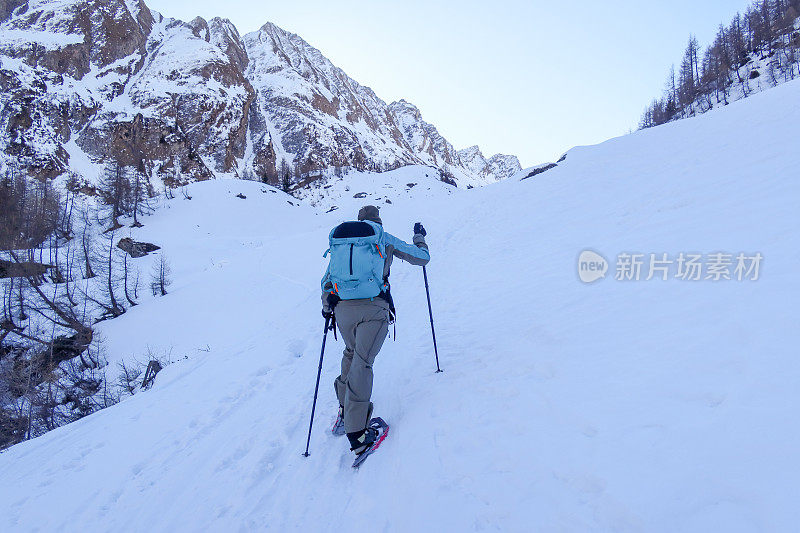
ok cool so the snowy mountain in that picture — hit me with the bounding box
[1,65,798,531]
[458,144,522,183]
[0,0,520,190]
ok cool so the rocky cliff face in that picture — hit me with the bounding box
[243,22,413,184]
[388,99,462,169]
[0,0,253,188]
[0,0,520,191]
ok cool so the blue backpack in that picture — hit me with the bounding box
[323,220,387,300]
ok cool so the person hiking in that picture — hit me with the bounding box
[321,205,430,459]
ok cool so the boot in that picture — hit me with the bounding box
[347,426,378,456]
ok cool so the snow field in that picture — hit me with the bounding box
[1,78,799,532]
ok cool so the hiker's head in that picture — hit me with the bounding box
[358,205,382,225]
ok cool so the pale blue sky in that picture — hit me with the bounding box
[147,0,751,167]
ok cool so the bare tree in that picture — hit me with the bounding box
[640,1,800,129]
[80,218,96,280]
[130,167,152,227]
[678,36,701,110]
[6,250,94,350]
[117,359,144,397]
[0,169,135,448]
[1,252,95,446]
[62,242,78,307]
[122,252,138,307]
[83,231,125,321]
[150,255,172,297]
[0,166,60,250]
[57,188,75,241]
[98,163,131,230]
[280,160,292,193]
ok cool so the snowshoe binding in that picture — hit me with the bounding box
[351,417,389,468]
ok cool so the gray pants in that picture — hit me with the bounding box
[333,299,390,433]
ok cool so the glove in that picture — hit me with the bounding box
[414,222,426,237]
[322,292,339,320]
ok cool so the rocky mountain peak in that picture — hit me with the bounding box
[458,145,484,159]
[458,145,522,182]
[188,16,210,42]
[209,17,248,72]
[487,153,522,181]
[389,99,422,119]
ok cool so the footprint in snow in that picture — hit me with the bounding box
[287,338,307,358]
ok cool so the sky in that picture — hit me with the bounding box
[146,0,753,167]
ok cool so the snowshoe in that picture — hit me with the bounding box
[351,417,389,468]
[331,406,345,436]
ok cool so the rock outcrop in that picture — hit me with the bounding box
[116,237,160,258]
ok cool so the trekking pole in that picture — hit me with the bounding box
[303,315,331,457]
[422,266,443,373]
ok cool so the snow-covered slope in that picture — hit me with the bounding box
[1,78,798,531]
[292,165,459,213]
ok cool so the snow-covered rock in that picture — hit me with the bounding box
[0,0,153,78]
[486,153,522,181]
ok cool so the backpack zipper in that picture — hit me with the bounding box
[349,243,354,275]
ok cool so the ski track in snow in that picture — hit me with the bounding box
[1,79,800,532]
